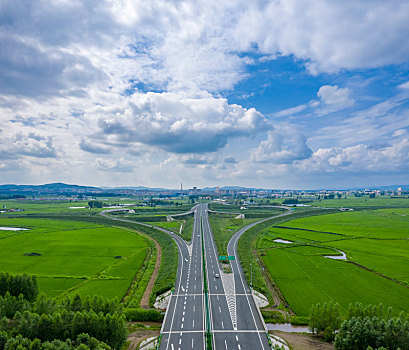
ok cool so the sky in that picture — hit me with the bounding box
[1,0,409,189]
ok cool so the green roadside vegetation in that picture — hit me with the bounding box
[179,213,194,241]
[208,214,261,256]
[145,213,194,242]
[208,202,284,218]
[208,204,285,256]
[254,207,409,317]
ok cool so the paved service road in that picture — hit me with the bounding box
[160,203,272,349]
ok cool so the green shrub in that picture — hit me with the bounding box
[124,308,163,322]
[261,310,285,323]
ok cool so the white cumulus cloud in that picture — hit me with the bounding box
[251,127,312,164]
[94,92,270,154]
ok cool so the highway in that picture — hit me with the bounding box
[160,203,271,349]
[160,205,205,349]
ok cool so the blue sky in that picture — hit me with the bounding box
[1,0,409,189]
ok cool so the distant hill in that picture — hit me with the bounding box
[0,183,101,194]
[102,186,173,191]
[1,182,407,195]
[369,184,409,191]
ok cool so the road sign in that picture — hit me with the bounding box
[228,256,235,260]
[219,256,227,261]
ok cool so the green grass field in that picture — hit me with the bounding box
[208,214,261,256]
[258,208,409,316]
[311,196,409,208]
[0,217,149,299]
[147,213,194,241]
[0,199,92,214]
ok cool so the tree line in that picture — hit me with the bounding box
[309,301,409,349]
[1,309,126,349]
[0,274,127,350]
[0,332,110,350]
[0,273,38,302]
[0,293,123,319]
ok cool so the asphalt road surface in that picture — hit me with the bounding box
[160,203,271,350]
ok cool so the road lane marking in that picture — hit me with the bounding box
[163,330,266,334]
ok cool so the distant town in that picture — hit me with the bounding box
[0,183,407,203]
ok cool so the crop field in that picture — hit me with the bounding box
[0,198,194,216]
[0,199,92,214]
[311,196,409,208]
[257,208,409,316]
[0,217,150,299]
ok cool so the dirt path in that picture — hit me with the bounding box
[140,239,161,308]
[271,331,333,350]
[127,329,160,350]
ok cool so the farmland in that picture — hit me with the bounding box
[311,196,409,208]
[256,208,409,316]
[0,217,150,300]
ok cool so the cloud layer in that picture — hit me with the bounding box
[1,0,409,188]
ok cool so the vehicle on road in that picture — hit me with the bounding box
[214,273,220,278]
